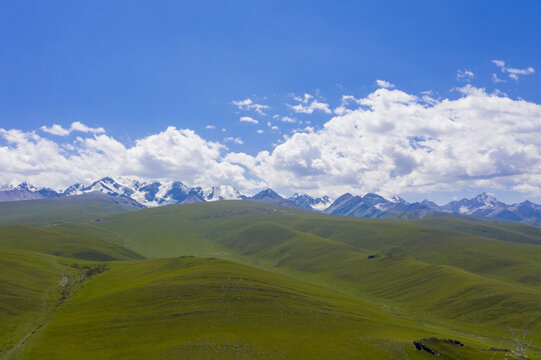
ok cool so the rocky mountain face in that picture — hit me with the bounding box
[0,183,60,202]
[1,177,243,208]
[324,192,541,226]
[288,193,332,211]
[0,179,540,226]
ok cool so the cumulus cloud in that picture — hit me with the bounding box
[375,80,395,89]
[287,93,332,114]
[493,60,535,80]
[228,86,541,198]
[40,124,70,136]
[206,125,216,129]
[0,127,252,190]
[232,98,270,115]
[257,129,264,134]
[334,95,359,115]
[3,86,541,200]
[456,69,474,81]
[40,121,105,136]
[240,116,258,124]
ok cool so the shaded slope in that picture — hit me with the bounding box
[0,193,140,227]
[0,225,143,261]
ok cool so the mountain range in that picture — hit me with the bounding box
[1,177,540,226]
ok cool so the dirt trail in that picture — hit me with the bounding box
[1,264,106,360]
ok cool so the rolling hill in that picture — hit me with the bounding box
[1,199,541,358]
[0,193,141,227]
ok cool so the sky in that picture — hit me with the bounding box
[0,1,540,204]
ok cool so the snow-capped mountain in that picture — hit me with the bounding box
[201,185,244,202]
[288,193,333,211]
[324,192,541,226]
[0,177,244,208]
[55,177,244,207]
[0,182,60,202]
[249,188,306,209]
[0,179,540,226]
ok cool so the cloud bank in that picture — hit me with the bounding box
[1,85,540,200]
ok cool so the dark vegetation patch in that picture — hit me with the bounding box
[73,250,117,261]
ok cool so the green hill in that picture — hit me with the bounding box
[2,199,541,358]
[0,246,77,356]
[13,256,525,359]
[0,225,143,261]
[0,194,140,227]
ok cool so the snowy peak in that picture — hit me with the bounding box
[323,191,541,226]
[16,182,38,192]
[289,193,333,211]
[0,181,540,226]
[0,182,60,202]
[65,177,243,208]
[203,185,242,202]
[443,192,506,215]
[0,177,244,208]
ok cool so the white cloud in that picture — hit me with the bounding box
[227,86,541,198]
[287,93,331,114]
[40,124,70,136]
[240,116,258,124]
[206,125,216,129]
[70,121,105,134]
[375,80,395,89]
[493,60,535,81]
[0,127,253,191]
[224,137,243,145]
[40,121,105,136]
[456,69,474,81]
[281,116,296,123]
[492,73,506,83]
[257,129,264,134]
[334,95,359,115]
[3,85,541,200]
[232,98,270,115]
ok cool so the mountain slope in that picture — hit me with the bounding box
[3,201,541,358]
[15,256,523,360]
[0,246,77,355]
[0,225,143,261]
[2,178,540,225]
[0,193,140,227]
[57,200,541,349]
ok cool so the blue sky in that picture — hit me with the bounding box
[0,1,540,203]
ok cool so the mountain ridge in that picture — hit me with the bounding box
[0,178,540,226]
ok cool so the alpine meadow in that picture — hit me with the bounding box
[1,1,541,359]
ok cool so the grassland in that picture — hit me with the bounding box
[2,199,541,358]
[13,257,527,359]
[0,194,138,227]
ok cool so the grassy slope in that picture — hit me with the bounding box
[0,225,143,261]
[0,246,78,356]
[0,194,138,227]
[67,201,541,348]
[3,200,541,358]
[408,217,541,246]
[16,257,520,360]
